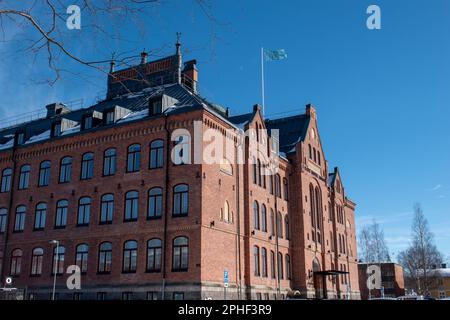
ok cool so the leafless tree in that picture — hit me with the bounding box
[398,203,443,295]
[358,220,391,263]
[0,0,216,85]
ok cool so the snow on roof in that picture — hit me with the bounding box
[0,138,14,150]
[25,130,50,144]
[117,108,149,124]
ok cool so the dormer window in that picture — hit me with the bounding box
[52,122,62,137]
[15,132,25,145]
[105,111,115,125]
[83,116,93,130]
[150,100,162,116]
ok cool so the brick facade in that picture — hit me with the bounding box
[0,45,360,300]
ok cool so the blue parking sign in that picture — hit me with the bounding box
[224,269,229,287]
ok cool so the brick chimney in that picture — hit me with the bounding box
[183,60,198,93]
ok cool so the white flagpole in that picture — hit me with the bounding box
[261,47,265,116]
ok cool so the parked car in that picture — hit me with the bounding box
[397,295,425,300]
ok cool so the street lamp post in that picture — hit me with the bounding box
[49,240,59,301]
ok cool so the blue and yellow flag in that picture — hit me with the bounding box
[263,49,288,61]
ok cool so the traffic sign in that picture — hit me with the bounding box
[224,269,229,288]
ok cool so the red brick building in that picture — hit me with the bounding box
[0,40,360,300]
[358,263,405,299]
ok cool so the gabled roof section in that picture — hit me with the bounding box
[228,111,256,130]
[265,113,310,154]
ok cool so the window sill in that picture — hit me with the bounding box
[33,228,44,232]
[147,216,162,221]
[77,224,89,227]
[122,271,137,274]
[54,226,66,230]
[97,272,111,275]
[124,219,138,223]
[171,269,188,273]
[99,221,113,225]
[145,270,162,273]
[172,214,188,218]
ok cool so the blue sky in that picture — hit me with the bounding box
[0,0,449,260]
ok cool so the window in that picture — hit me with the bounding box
[18,165,30,190]
[39,161,51,187]
[147,292,159,300]
[1,168,12,192]
[252,158,257,185]
[270,209,275,236]
[16,132,25,145]
[59,157,72,183]
[222,201,232,223]
[261,204,267,232]
[253,201,260,230]
[173,292,184,300]
[284,216,290,240]
[253,246,260,276]
[98,242,112,273]
[277,212,283,238]
[285,255,291,279]
[317,152,321,166]
[75,244,89,274]
[172,236,188,271]
[105,110,115,125]
[268,175,273,194]
[149,140,164,169]
[308,144,312,159]
[173,184,188,217]
[103,148,116,176]
[10,249,22,276]
[275,174,281,198]
[127,144,141,172]
[81,153,94,180]
[77,197,91,226]
[277,253,284,279]
[83,116,93,130]
[270,251,276,279]
[100,194,114,224]
[97,292,107,300]
[173,135,190,165]
[123,240,138,273]
[34,203,46,230]
[147,238,162,272]
[30,248,43,276]
[14,205,26,232]
[257,160,262,187]
[55,200,68,228]
[53,246,65,275]
[124,191,139,221]
[261,247,268,277]
[148,188,163,219]
[283,178,288,201]
[150,100,162,115]
[122,292,133,300]
[52,122,62,137]
[0,208,7,233]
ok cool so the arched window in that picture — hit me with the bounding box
[257,160,262,187]
[10,249,22,276]
[148,187,163,219]
[147,238,162,272]
[284,215,290,240]
[261,247,268,277]
[127,144,141,172]
[77,197,91,226]
[277,212,283,238]
[122,240,138,273]
[55,200,68,228]
[283,178,289,201]
[277,252,284,279]
[31,248,43,276]
[261,204,267,232]
[34,202,47,230]
[317,152,321,166]
[18,164,30,190]
[98,242,112,273]
[253,201,260,230]
[76,244,89,273]
[275,174,281,198]
[100,194,114,224]
[285,255,291,280]
[223,201,232,223]
[81,152,94,180]
[252,157,258,185]
[149,140,164,169]
[253,246,260,276]
[103,148,116,176]
[59,157,72,183]
[173,184,188,217]
[172,236,189,271]
[0,208,6,233]
[313,148,317,162]
[14,205,26,232]
[309,184,316,241]
[173,134,190,165]
[39,161,51,187]
[270,209,275,236]
[270,250,276,279]
[308,144,312,159]
[268,174,273,194]
[124,191,139,221]
[53,246,65,275]
[1,168,12,192]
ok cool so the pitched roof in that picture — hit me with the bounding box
[265,114,310,154]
